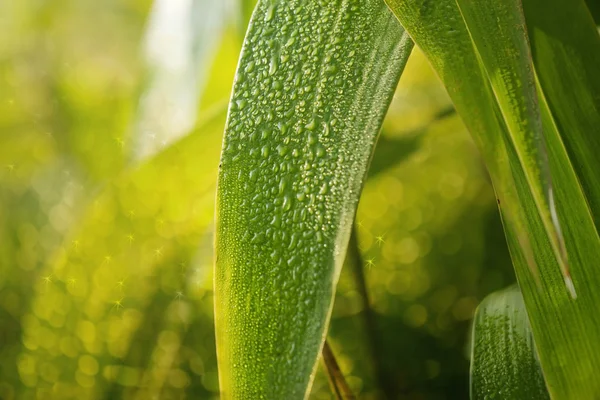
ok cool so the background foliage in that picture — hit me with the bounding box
[0,0,516,398]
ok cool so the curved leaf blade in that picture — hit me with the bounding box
[524,0,600,235]
[384,0,600,397]
[470,286,549,400]
[381,0,537,277]
[454,0,571,292]
[215,1,413,398]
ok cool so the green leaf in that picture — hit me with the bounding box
[470,285,549,400]
[454,0,570,288]
[214,1,413,398]
[384,0,600,398]
[585,0,600,25]
[381,0,536,284]
[518,0,600,395]
[524,0,600,234]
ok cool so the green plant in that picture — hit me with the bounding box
[1,0,599,399]
[216,0,600,398]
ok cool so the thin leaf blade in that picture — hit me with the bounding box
[384,0,600,397]
[454,0,571,292]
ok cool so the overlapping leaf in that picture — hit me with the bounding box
[384,0,600,397]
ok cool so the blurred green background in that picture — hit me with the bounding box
[0,1,515,399]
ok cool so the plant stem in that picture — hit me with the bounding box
[347,226,391,398]
[322,339,356,400]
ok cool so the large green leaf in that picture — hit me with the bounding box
[470,286,549,399]
[384,0,600,398]
[214,1,413,398]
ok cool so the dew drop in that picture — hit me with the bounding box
[261,145,270,158]
[249,170,258,182]
[279,177,288,194]
[319,182,329,195]
[285,37,296,47]
[265,5,275,22]
[283,195,293,211]
[270,215,282,228]
[277,144,289,156]
[288,233,299,250]
[251,232,265,244]
[316,231,323,243]
[269,57,278,75]
[315,145,325,158]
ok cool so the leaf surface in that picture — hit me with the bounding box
[215,1,413,398]
[470,286,549,400]
[384,0,600,397]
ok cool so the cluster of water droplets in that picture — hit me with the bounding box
[217,0,409,396]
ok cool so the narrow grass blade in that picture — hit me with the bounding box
[470,286,549,400]
[384,0,600,397]
[214,1,413,398]
[322,340,356,400]
[454,0,571,293]
[524,0,600,234]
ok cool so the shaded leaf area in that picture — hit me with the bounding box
[471,286,549,400]
[214,1,413,397]
[368,106,454,179]
[585,0,600,25]
[367,134,421,179]
[384,0,600,397]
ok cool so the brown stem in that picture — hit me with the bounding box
[347,226,391,398]
[322,339,356,400]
